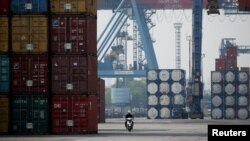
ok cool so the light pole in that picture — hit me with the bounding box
[186,35,192,80]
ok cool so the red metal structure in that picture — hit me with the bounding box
[97,0,207,9]
[0,0,9,14]
[238,0,250,11]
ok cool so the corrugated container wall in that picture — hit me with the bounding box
[11,95,49,135]
[87,95,98,133]
[12,15,48,54]
[52,95,89,134]
[227,47,238,58]
[0,55,10,93]
[50,0,97,16]
[51,15,97,55]
[238,0,250,11]
[0,16,8,53]
[11,55,49,94]
[51,55,97,94]
[97,78,105,123]
[0,96,9,133]
[11,0,48,14]
[215,58,227,71]
[0,0,9,14]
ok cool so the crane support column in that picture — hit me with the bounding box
[189,0,204,119]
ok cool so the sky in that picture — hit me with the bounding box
[97,9,250,90]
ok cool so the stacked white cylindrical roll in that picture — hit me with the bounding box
[147,69,186,119]
[211,71,249,120]
[211,71,224,119]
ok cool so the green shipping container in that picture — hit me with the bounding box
[11,95,49,135]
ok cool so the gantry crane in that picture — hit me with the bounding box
[220,38,250,55]
[97,0,250,119]
[97,0,158,78]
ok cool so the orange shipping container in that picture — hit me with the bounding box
[0,96,9,133]
[12,15,48,54]
[50,0,97,15]
[0,16,8,53]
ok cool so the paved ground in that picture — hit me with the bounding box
[0,118,249,141]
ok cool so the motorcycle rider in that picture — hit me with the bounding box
[125,110,134,129]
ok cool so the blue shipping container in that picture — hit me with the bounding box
[0,55,9,93]
[11,0,48,14]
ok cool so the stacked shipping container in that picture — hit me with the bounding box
[211,71,224,119]
[0,0,10,134]
[237,71,249,119]
[10,0,49,135]
[50,0,98,134]
[212,46,249,119]
[211,71,249,119]
[215,47,238,71]
[147,69,186,119]
[97,78,105,123]
[0,0,9,15]
[0,0,99,135]
[224,71,237,119]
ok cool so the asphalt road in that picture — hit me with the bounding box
[0,118,249,141]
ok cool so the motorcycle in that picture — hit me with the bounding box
[125,117,133,132]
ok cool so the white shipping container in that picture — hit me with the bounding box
[171,82,183,94]
[238,84,248,95]
[159,82,170,94]
[160,108,171,118]
[225,108,235,119]
[159,70,170,81]
[148,107,158,119]
[212,84,222,94]
[147,82,158,94]
[212,95,222,107]
[160,95,170,106]
[148,95,158,106]
[212,108,223,119]
[225,84,235,95]
[237,108,248,119]
[174,94,185,105]
[147,70,157,81]
[171,70,184,81]
[238,96,248,106]
[238,71,248,83]
[225,96,235,106]
[211,71,223,83]
[225,71,235,83]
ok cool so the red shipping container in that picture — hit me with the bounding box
[97,78,105,123]
[88,95,98,133]
[52,95,98,134]
[51,15,97,55]
[52,55,97,94]
[215,58,227,71]
[238,0,250,11]
[227,58,238,70]
[11,55,49,94]
[227,47,238,58]
[0,0,9,15]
